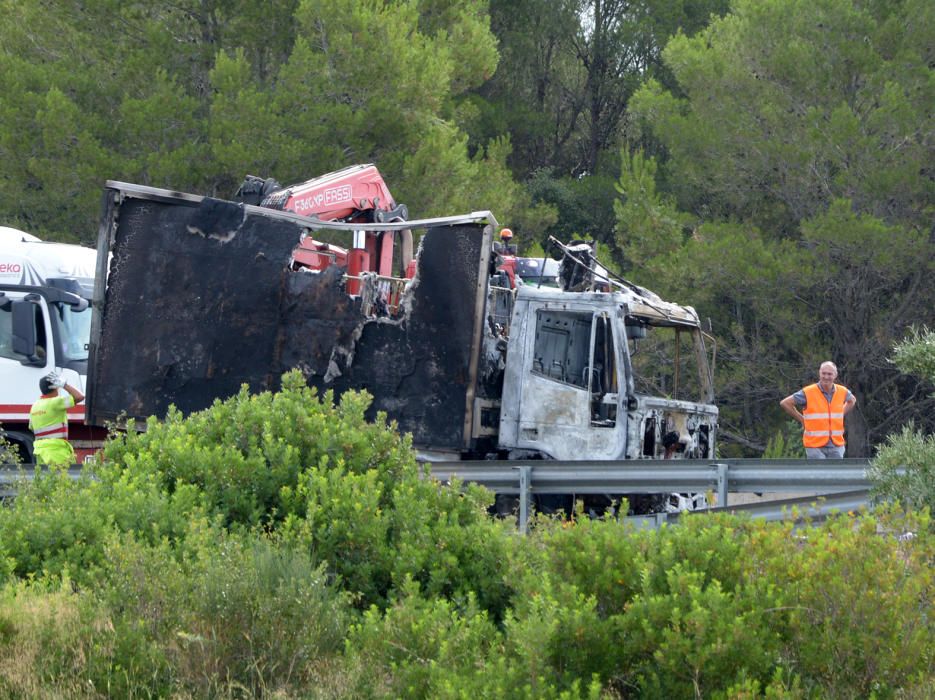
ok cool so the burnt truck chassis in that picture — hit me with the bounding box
[89,182,494,454]
[89,182,718,515]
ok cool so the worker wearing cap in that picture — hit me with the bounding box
[779,361,857,458]
[29,372,84,467]
[494,228,517,256]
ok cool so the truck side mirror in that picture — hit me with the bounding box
[11,299,43,366]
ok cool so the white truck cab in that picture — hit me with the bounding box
[0,227,98,463]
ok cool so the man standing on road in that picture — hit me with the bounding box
[28,372,84,467]
[780,361,857,458]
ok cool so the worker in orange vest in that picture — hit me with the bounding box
[780,361,857,458]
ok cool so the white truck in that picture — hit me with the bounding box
[0,226,102,463]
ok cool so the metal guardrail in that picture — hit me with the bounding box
[1,459,880,532]
[424,458,876,532]
[628,489,873,530]
[0,464,87,497]
[426,458,872,498]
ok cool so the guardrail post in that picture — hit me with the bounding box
[716,463,729,507]
[518,466,531,534]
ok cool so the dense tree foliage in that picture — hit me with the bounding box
[466,0,729,252]
[626,0,934,454]
[0,0,543,242]
[871,326,935,512]
[0,378,931,696]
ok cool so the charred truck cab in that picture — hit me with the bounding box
[494,285,716,463]
[476,245,717,514]
[87,178,717,516]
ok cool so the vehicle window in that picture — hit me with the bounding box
[0,307,15,361]
[0,304,47,362]
[589,314,617,427]
[516,258,561,288]
[628,322,708,403]
[34,304,47,360]
[531,310,591,388]
[56,304,92,362]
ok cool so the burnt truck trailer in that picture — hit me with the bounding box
[87,181,718,514]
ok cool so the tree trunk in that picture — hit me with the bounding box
[845,403,870,458]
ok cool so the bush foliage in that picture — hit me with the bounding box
[870,327,935,516]
[0,372,931,698]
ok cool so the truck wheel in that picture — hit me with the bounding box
[535,494,574,517]
[493,494,520,517]
[626,493,667,516]
[0,431,34,465]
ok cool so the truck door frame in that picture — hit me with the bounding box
[512,304,626,459]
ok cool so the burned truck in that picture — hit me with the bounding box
[87,180,717,514]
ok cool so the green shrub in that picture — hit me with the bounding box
[173,533,350,697]
[617,562,782,697]
[0,578,140,699]
[508,511,645,617]
[101,371,417,530]
[387,475,513,619]
[870,325,935,515]
[2,371,931,697]
[891,325,935,386]
[100,370,519,616]
[95,523,352,698]
[498,571,614,697]
[639,513,751,596]
[0,525,353,698]
[870,425,935,515]
[0,428,23,466]
[279,460,513,615]
[717,669,808,699]
[763,427,805,459]
[0,465,200,585]
[497,514,782,697]
[346,578,604,700]
[498,510,934,698]
[346,581,498,698]
[1,370,512,656]
[754,507,935,697]
[279,458,394,608]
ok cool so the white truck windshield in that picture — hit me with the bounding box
[56,303,92,362]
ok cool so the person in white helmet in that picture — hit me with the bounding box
[28,372,84,466]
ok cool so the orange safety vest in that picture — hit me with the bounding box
[802,383,847,448]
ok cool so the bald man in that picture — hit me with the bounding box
[780,361,857,458]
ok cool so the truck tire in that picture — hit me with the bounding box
[0,430,34,465]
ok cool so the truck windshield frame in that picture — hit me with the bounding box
[54,301,92,363]
[627,318,713,404]
[587,311,618,427]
